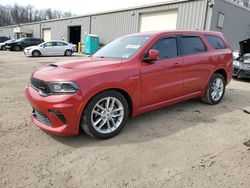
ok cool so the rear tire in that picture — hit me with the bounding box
[201,73,225,105]
[81,90,129,139]
[65,50,72,56]
[14,45,21,51]
[32,50,41,57]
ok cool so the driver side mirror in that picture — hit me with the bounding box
[143,49,159,63]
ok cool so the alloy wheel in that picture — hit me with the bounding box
[211,77,224,101]
[91,97,124,134]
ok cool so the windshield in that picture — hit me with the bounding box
[93,35,151,59]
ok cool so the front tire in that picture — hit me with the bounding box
[201,73,225,105]
[32,50,41,57]
[81,90,129,139]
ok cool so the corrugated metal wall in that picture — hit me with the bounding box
[177,0,207,29]
[91,0,207,44]
[21,23,41,38]
[40,17,90,41]
[210,0,250,50]
[0,0,207,44]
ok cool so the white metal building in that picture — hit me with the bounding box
[0,0,249,50]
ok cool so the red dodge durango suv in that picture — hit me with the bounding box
[25,30,233,138]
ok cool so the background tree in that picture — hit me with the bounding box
[0,3,73,27]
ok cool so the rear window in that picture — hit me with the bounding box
[181,36,206,56]
[205,35,226,49]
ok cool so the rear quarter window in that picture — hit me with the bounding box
[181,36,207,56]
[205,35,226,49]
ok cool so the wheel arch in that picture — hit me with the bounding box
[214,68,227,84]
[77,87,134,133]
[65,49,73,55]
[32,49,41,56]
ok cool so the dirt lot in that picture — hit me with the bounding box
[0,51,250,188]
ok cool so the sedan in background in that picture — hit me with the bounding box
[233,53,250,78]
[0,39,15,50]
[24,40,76,57]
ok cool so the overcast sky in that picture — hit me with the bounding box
[0,0,169,15]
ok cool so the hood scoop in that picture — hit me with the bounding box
[49,64,58,67]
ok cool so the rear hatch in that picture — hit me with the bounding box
[239,38,250,55]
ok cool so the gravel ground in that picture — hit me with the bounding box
[0,51,250,188]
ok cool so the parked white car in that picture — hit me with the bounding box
[0,39,15,50]
[24,40,76,57]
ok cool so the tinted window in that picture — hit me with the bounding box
[152,37,178,59]
[22,38,31,43]
[181,36,206,56]
[44,42,56,47]
[205,35,226,49]
[0,36,9,42]
[35,39,43,44]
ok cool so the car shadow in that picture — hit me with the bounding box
[47,87,250,148]
[27,53,85,58]
[233,77,250,82]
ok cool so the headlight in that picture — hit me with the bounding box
[233,60,242,67]
[47,82,80,94]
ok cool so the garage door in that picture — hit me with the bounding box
[42,29,51,42]
[139,10,178,32]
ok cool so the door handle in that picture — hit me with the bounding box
[172,62,181,67]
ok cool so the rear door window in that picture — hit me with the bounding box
[181,36,206,56]
[57,42,67,46]
[205,35,226,49]
[151,37,178,59]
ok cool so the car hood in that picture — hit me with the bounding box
[239,38,250,55]
[25,46,37,50]
[32,58,123,82]
[5,41,17,45]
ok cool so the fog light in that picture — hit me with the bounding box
[48,109,67,124]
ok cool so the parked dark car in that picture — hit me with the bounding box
[0,36,10,43]
[5,37,44,51]
[233,38,250,78]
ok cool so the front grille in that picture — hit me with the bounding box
[30,77,50,93]
[33,109,51,126]
[245,70,250,76]
[233,67,240,74]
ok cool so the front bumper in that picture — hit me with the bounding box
[5,45,11,50]
[233,63,250,78]
[24,49,32,56]
[25,84,83,136]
